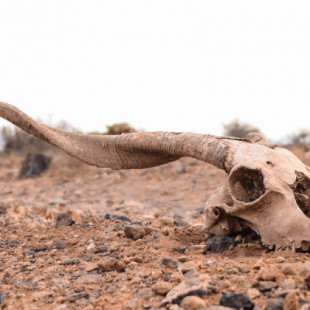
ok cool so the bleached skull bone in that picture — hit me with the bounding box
[205,139,310,251]
[1,101,310,251]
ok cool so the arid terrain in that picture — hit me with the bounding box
[1,148,310,310]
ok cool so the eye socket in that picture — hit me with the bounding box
[212,207,221,218]
[229,167,266,203]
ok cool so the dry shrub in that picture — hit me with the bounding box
[223,119,261,138]
[106,122,137,135]
[287,129,310,150]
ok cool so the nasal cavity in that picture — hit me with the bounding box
[229,167,265,203]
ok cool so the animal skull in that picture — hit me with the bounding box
[205,136,310,251]
[1,102,310,251]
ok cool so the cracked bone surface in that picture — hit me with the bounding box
[1,102,310,250]
[205,137,310,251]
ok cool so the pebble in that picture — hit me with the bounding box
[305,274,310,290]
[173,218,188,227]
[265,298,284,310]
[256,268,276,281]
[68,293,90,303]
[56,211,75,228]
[283,291,299,310]
[161,274,214,306]
[95,245,109,253]
[159,216,174,227]
[279,278,296,290]
[179,261,197,274]
[124,225,146,240]
[281,264,296,276]
[258,281,277,292]
[60,257,79,265]
[83,263,99,272]
[152,281,173,296]
[52,240,67,249]
[97,257,126,272]
[247,288,260,300]
[206,236,237,253]
[300,262,310,277]
[219,292,254,310]
[180,295,206,310]
[171,246,186,254]
[103,213,131,222]
[160,257,178,269]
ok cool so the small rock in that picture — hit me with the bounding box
[265,298,284,310]
[30,246,48,252]
[136,287,153,298]
[95,245,109,253]
[102,213,131,222]
[52,240,67,249]
[24,250,35,257]
[97,257,126,272]
[75,274,102,285]
[300,262,310,277]
[56,211,75,228]
[225,267,239,275]
[171,246,186,254]
[124,225,146,240]
[283,291,298,310]
[161,274,215,306]
[247,288,260,300]
[60,257,79,265]
[279,278,296,290]
[152,281,173,296]
[83,263,99,272]
[206,236,237,253]
[174,218,188,227]
[19,153,51,178]
[219,292,254,310]
[68,293,90,303]
[179,261,197,274]
[180,296,206,310]
[159,216,174,227]
[281,265,296,276]
[256,268,276,281]
[258,281,277,292]
[160,257,178,269]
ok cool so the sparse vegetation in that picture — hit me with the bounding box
[287,129,310,149]
[223,119,261,138]
[89,122,138,136]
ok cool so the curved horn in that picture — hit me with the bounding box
[0,102,243,172]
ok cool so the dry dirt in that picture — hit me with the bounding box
[1,149,310,310]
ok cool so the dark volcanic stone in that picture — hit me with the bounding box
[19,153,51,178]
[219,292,254,310]
[56,211,75,228]
[102,213,131,222]
[124,225,146,240]
[160,257,178,269]
[206,236,237,253]
[95,245,109,253]
[31,246,48,252]
[68,293,90,302]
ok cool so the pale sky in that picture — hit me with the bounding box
[0,1,310,142]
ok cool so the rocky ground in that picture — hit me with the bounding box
[1,148,310,310]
